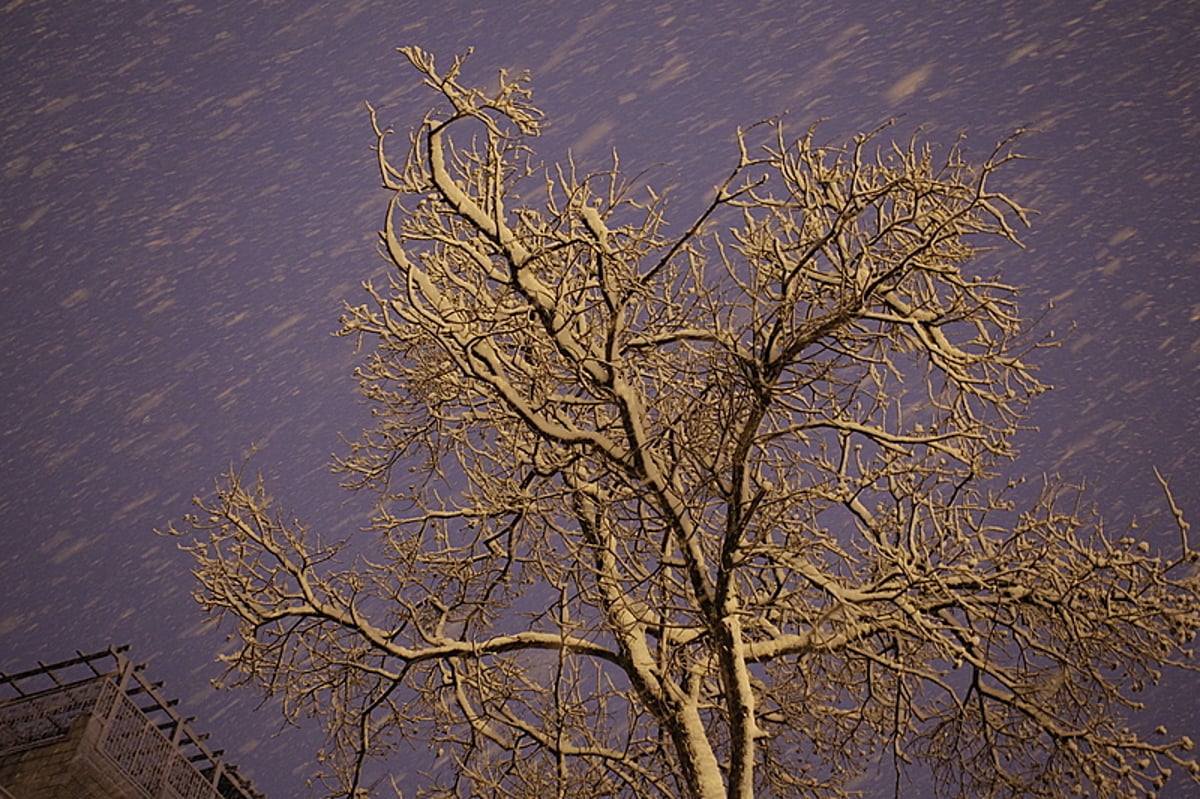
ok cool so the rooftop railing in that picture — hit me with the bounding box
[0,646,262,799]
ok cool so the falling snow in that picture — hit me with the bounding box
[0,1,1196,797]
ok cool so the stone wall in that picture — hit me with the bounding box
[0,651,262,799]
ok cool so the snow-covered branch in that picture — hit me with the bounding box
[167,48,1200,799]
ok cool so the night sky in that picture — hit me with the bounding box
[1,1,1197,796]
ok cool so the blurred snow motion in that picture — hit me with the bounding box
[0,2,1195,796]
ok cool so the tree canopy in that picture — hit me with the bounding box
[167,47,1200,799]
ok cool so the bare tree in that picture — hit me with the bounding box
[166,47,1200,799]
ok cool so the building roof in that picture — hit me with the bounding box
[0,645,264,799]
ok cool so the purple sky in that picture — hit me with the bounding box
[1,1,1197,796]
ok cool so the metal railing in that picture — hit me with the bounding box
[0,673,105,754]
[0,647,262,799]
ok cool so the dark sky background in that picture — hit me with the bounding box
[1,1,1196,796]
